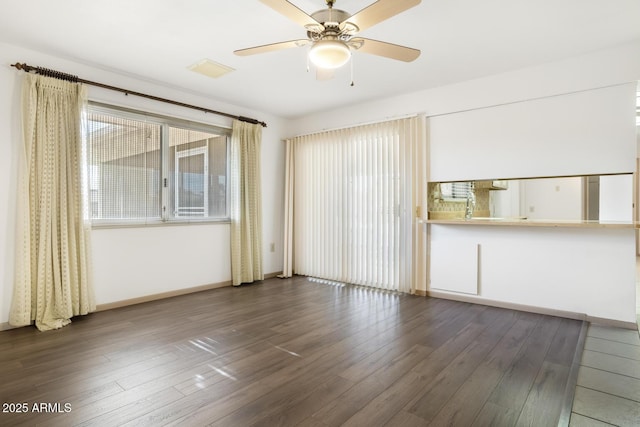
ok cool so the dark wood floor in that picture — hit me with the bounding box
[0,276,583,426]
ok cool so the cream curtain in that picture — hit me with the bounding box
[287,116,424,293]
[230,120,264,286]
[10,74,95,331]
[411,115,428,295]
[280,139,295,278]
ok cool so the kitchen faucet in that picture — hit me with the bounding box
[465,189,476,219]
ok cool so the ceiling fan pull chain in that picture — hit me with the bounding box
[350,54,355,86]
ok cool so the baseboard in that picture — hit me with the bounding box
[426,290,639,329]
[586,315,639,330]
[0,318,36,331]
[426,289,587,322]
[0,322,16,331]
[96,280,233,311]
[96,271,283,312]
[414,289,427,297]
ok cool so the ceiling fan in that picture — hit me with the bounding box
[234,0,421,77]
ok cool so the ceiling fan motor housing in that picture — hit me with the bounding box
[308,9,353,40]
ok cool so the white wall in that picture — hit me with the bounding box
[430,224,636,323]
[91,225,231,304]
[288,40,640,136]
[428,84,636,181]
[0,41,287,324]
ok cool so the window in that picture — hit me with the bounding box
[86,104,229,224]
[440,181,474,200]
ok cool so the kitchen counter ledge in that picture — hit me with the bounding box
[425,218,635,228]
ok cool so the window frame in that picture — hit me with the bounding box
[174,145,210,218]
[87,102,231,228]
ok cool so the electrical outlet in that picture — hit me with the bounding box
[529,206,535,213]
[270,243,275,252]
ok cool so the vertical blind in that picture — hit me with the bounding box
[87,113,162,221]
[292,118,417,292]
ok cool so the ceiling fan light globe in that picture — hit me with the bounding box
[309,40,351,69]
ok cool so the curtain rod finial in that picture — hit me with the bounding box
[11,62,35,73]
[238,115,268,128]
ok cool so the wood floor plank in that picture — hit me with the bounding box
[515,361,570,426]
[127,289,426,426]
[473,316,561,416]
[383,410,428,427]
[166,316,412,426]
[74,387,185,427]
[27,382,183,427]
[426,316,542,426]
[546,317,583,366]
[119,382,235,427]
[0,277,584,427]
[0,381,124,426]
[223,375,355,427]
[172,347,297,396]
[296,417,329,427]
[306,376,388,426]
[354,343,435,388]
[470,402,520,427]
[404,310,518,421]
[337,308,456,383]
[342,309,515,426]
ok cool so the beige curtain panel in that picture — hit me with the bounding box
[230,119,264,286]
[10,74,95,331]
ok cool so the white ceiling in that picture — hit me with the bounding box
[1,0,639,119]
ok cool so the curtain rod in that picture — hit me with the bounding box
[11,62,267,128]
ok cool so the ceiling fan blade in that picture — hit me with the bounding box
[316,68,335,81]
[234,39,310,56]
[341,0,421,33]
[259,0,324,32]
[349,38,420,62]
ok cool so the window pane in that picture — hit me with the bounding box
[176,149,207,216]
[87,113,161,221]
[169,127,227,219]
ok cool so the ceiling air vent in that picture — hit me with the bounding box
[188,59,235,79]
